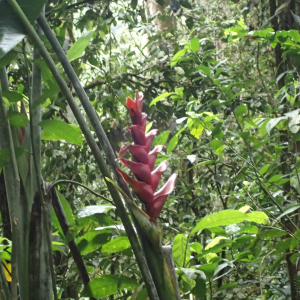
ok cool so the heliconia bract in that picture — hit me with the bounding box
[117,90,177,223]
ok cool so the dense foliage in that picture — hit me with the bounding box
[1,0,300,299]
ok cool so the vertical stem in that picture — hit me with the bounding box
[0,74,20,300]
[51,188,97,300]
[162,246,181,300]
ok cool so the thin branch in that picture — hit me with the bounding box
[256,42,275,109]
[51,189,94,291]
[48,179,114,204]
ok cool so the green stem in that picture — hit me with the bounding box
[51,188,95,300]
[23,39,58,300]
[0,75,20,300]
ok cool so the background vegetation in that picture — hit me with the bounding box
[1,0,300,299]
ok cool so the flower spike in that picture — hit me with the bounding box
[118,91,177,222]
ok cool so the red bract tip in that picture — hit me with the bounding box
[145,129,158,151]
[126,91,144,126]
[119,158,152,185]
[148,145,163,170]
[147,173,177,220]
[135,90,143,112]
[117,169,153,205]
[151,161,167,191]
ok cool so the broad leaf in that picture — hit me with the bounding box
[0,0,46,59]
[191,210,268,235]
[167,135,178,153]
[149,92,175,107]
[172,234,189,267]
[78,205,115,218]
[102,236,131,253]
[38,120,83,146]
[76,230,112,255]
[67,31,94,62]
[81,275,138,298]
[2,90,23,103]
[191,38,200,52]
[57,192,74,226]
[7,111,28,127]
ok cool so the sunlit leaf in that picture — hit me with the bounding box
[191,38,200,52]
[0,0,46,59]
[82,275,138,298]
[102,236,131,253]
[38,120,83,146]
[67,31,94,62]
[7,111,28,127]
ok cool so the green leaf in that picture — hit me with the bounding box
[131,0,138,9]
[171,49,186,67]
[38,120,83,146]
[78,205,115,218]
[174,66,185,75]
[153,131,170,145]
[216,145,226,155]
[67,31,94,62]
[239,225,258,234]
[191,210,268,235]
[273,204,300,223]
[193,160,215,168]
[185,17,194,29]
[196,65,211,75]
[189,242,202,254]
[102,236,131,253]
[217,282,238,291]
[268,174,284,182]
[32,86,61,110]
[136,288,148,300]
[172,234,189,267]
[257,229,287,240]
[212,123,223,138]
[235,105,247,117]
[0,147,24,171]
[167,135,178,153]
[7,111,28,127]
[191,211,247,235]
[259,164,270,175]
[0,50,18,69]
[246,211,268,224]
[76,230,112,255]
[0,0,46,59]
[34,59,56,86]
[198,263,217,281]
[57,192,74,226]
[2,91,23,103]
[149,92,175,107]
[191,38,200,52]
[81,275,138,298]
[145,121,153,134]
[244,117,258,128]
[77,214,115,228]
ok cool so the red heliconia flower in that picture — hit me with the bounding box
[117,90,177,223]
